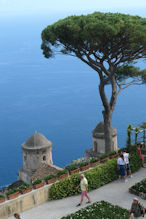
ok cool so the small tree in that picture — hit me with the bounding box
[41,12,146,153]
[126,124,132,148]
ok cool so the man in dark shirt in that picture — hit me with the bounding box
[130,198,145,218]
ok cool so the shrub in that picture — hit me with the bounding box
[130,179,146,193]
[0,194,4,199]
[33,179,42,185]
[57,169,68,177]
[61,201,129,219]
[44,174,57,181]
[100,153,108,159]
[129,151,141,173]
[126,124,132,148]
[49,174,80,200]
[6,188,19,196]
[90,157,99,163]
[49,151,141,200]
[66,164,79,171]
[49,159,118,200]
[19,183,31,191]
[108,151,117,156]
[79,161,89,167]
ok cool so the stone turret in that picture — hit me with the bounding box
[22,132,53,170]
[92,121,118,154]
[18,132,60,184]
[86,121,118,158]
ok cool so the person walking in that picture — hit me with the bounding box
[76,174,91,206]
[14,213,21,219]
[129,198,145,219]
[117,154,127,182]
[123,149,132,178]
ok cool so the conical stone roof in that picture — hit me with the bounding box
[93,121,105,133]
[22,132,52,150]
[92,121,117,137]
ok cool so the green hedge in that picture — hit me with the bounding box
[90,157,99,163]
[49,151,141,200]
[130,178,146,193]
[61,201,129,219]
[129,151,141,172]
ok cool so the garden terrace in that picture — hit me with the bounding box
[61,201,129,219]
[129,178,146,200]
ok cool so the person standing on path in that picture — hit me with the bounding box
[129,198,145,219]
[137,143,145,168]
[123,149,132,178]
[117,154,127,182]
[14,213,21,219]
[76,174,91,206]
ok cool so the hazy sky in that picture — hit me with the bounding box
[0,0,146,17]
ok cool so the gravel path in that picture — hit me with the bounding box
[9,168,146,219]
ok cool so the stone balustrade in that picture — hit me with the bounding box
[0,184,51,219]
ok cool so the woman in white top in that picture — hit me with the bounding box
[117,154,127,182]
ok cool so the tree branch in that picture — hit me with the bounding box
[117,79,143,95]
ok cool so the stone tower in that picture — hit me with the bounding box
[86,121,118,158]
[92,121,118,154]
[18,132,53,183]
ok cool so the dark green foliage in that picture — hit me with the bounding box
[126,124,132,148]
[87,159,118,191]
[41,12,146,62]
[19,183,31,191]
[129,152,141,173]
[49,174,80,200]
[61,201,129,219]
[6,188,18,195]
[41,12,146,87]
[90,157,99,163]
[32,179,42,185]
[115,65,146,84]
[79,161,89,167]
[0,194,4,199]
[108,151,117,156]
[66,164,79,171]
[133,179,146,193]
[49,151,141,200]
[57,169,68,177]
[131,179,146,193]
[44,174,57,180]
[100,153,109,159]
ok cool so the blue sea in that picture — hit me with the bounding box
[0,14,145,188]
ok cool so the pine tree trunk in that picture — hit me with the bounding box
[102,110,113,154]
[99,72,117,154]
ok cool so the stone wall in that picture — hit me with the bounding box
[0,184,51,219]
